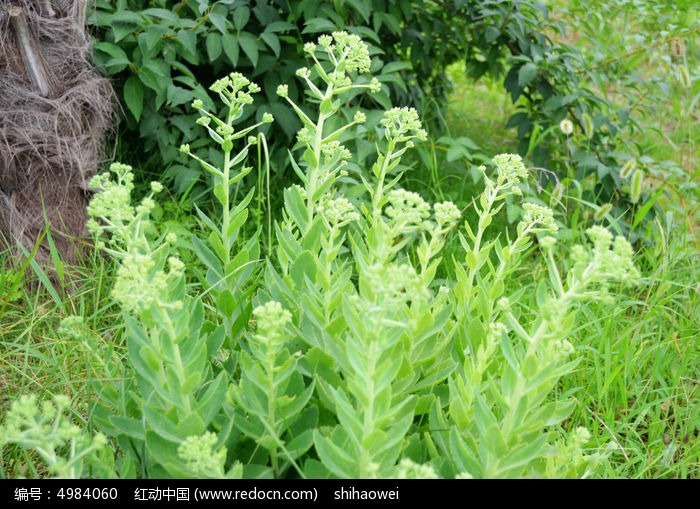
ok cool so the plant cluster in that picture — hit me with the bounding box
[0,32,646,479]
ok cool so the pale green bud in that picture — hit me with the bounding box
[396,459,439,479]
[276,84,289,98]
[433,201,461,228]
[254,301,292,339]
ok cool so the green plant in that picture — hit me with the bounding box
[257,31,640,478]
[0,394,113,478]
[81,68,276,477]
[3,31,645,479]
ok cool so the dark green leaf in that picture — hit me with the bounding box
[238,32,259,67]
[123,75,144,121]
[209,12,228,34]
[206,32,223,61]
[233,6,251,31]
[303,17,339,34]
[222,32,240,67]
[518,62,538,87]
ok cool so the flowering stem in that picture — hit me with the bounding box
[221,145,232,267]
[371,138,397,217]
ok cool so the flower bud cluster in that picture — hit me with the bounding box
[178,432,227,478]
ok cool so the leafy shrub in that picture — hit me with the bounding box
[90,0,659,208]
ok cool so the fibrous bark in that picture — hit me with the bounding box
[0,0,115,265]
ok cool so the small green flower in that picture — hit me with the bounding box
[111,252,166,314]
[216,124,234,138]
[520,202,558,232]
[247,81,261,94]
[381,107,425,142]
[135,196,156,216]
[433,201,461,228]
[571,427,592,447]
[586,225,613,252]
[86,218,100,236]
[385,189,431,227]
[552,339,575,359]
[353,111,367,124]
[317,194,360,227]
[368,77,382,93]
[191,99,204,110]
[492,153,528,187]
[262,112,274,123]
[276,84,289,98]
[304,42,317,54]
[254,301,292,340]
[396,458,439,479]
[297,127,314,145]
[321,141,351,161]
[57,316,88,341]
[168,256,185,277]
[178,432,226,478]
[363,262,428,304]
[210,76,230,93]
[497,297,511,312]
[331,31,372,73]
[87,163,136,231]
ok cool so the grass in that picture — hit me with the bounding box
[0,0,698,478]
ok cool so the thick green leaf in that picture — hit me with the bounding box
[139,345,162,372]
[194,373,228,427]
[191,235,223,277]
[145,431,192,478]
[110,416,145,441]
[290,250,316,288]
[313,429,357,478]
[284,186,309,231]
